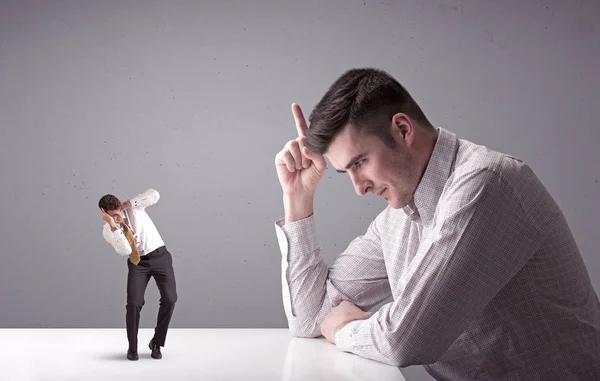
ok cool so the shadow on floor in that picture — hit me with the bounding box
[96,352,153,361]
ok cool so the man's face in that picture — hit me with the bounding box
[326,123,421,209]
[106,208,124,224]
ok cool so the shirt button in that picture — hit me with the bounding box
[292,236,299,244]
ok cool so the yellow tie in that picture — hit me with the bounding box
[122,222,140,265]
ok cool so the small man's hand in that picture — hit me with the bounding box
[99,208,117,229]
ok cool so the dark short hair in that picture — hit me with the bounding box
[306,68,432,154]
[98,194,121,211]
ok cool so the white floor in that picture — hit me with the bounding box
[0,328,406,381]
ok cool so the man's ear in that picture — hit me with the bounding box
[390,113,415,146]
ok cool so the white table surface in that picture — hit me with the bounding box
[0,328,406,381]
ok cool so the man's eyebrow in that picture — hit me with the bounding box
[336,153,366,173]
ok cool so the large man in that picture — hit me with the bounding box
[99,188,177,361]
[274,68,600,380]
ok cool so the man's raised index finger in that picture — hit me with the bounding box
[291,103,308,137]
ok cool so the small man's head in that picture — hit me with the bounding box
[306,68,437,209]
[98,194,124,224]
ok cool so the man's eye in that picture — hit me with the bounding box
[354,159,365,168]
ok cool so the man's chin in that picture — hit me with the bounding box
[388,198,411,209]
[387,199,401,209]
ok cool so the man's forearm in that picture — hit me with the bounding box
[276,215,332,337]
[103,226,132,256]
[130,189,160,209]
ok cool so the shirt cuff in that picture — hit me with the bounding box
[274,214,319,259]
[335,320,361,352]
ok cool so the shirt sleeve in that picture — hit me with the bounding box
[275,214,391,338]
[334,168,546,367]
[129,189,160,209]
[102,223,132,256]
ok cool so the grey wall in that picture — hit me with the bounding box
[1,1,599,378]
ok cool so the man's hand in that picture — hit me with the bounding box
[275,103,327,222]
[321,300,374,344]
[99,208,117,229]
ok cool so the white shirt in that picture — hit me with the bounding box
[275,128,600,380]
[102,189,165,256]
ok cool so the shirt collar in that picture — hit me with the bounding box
[402,127,458,226]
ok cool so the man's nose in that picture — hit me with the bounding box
[349,173,370,196]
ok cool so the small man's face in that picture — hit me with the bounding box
[106,208,124,224]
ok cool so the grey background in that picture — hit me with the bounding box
[1,1,599,379]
